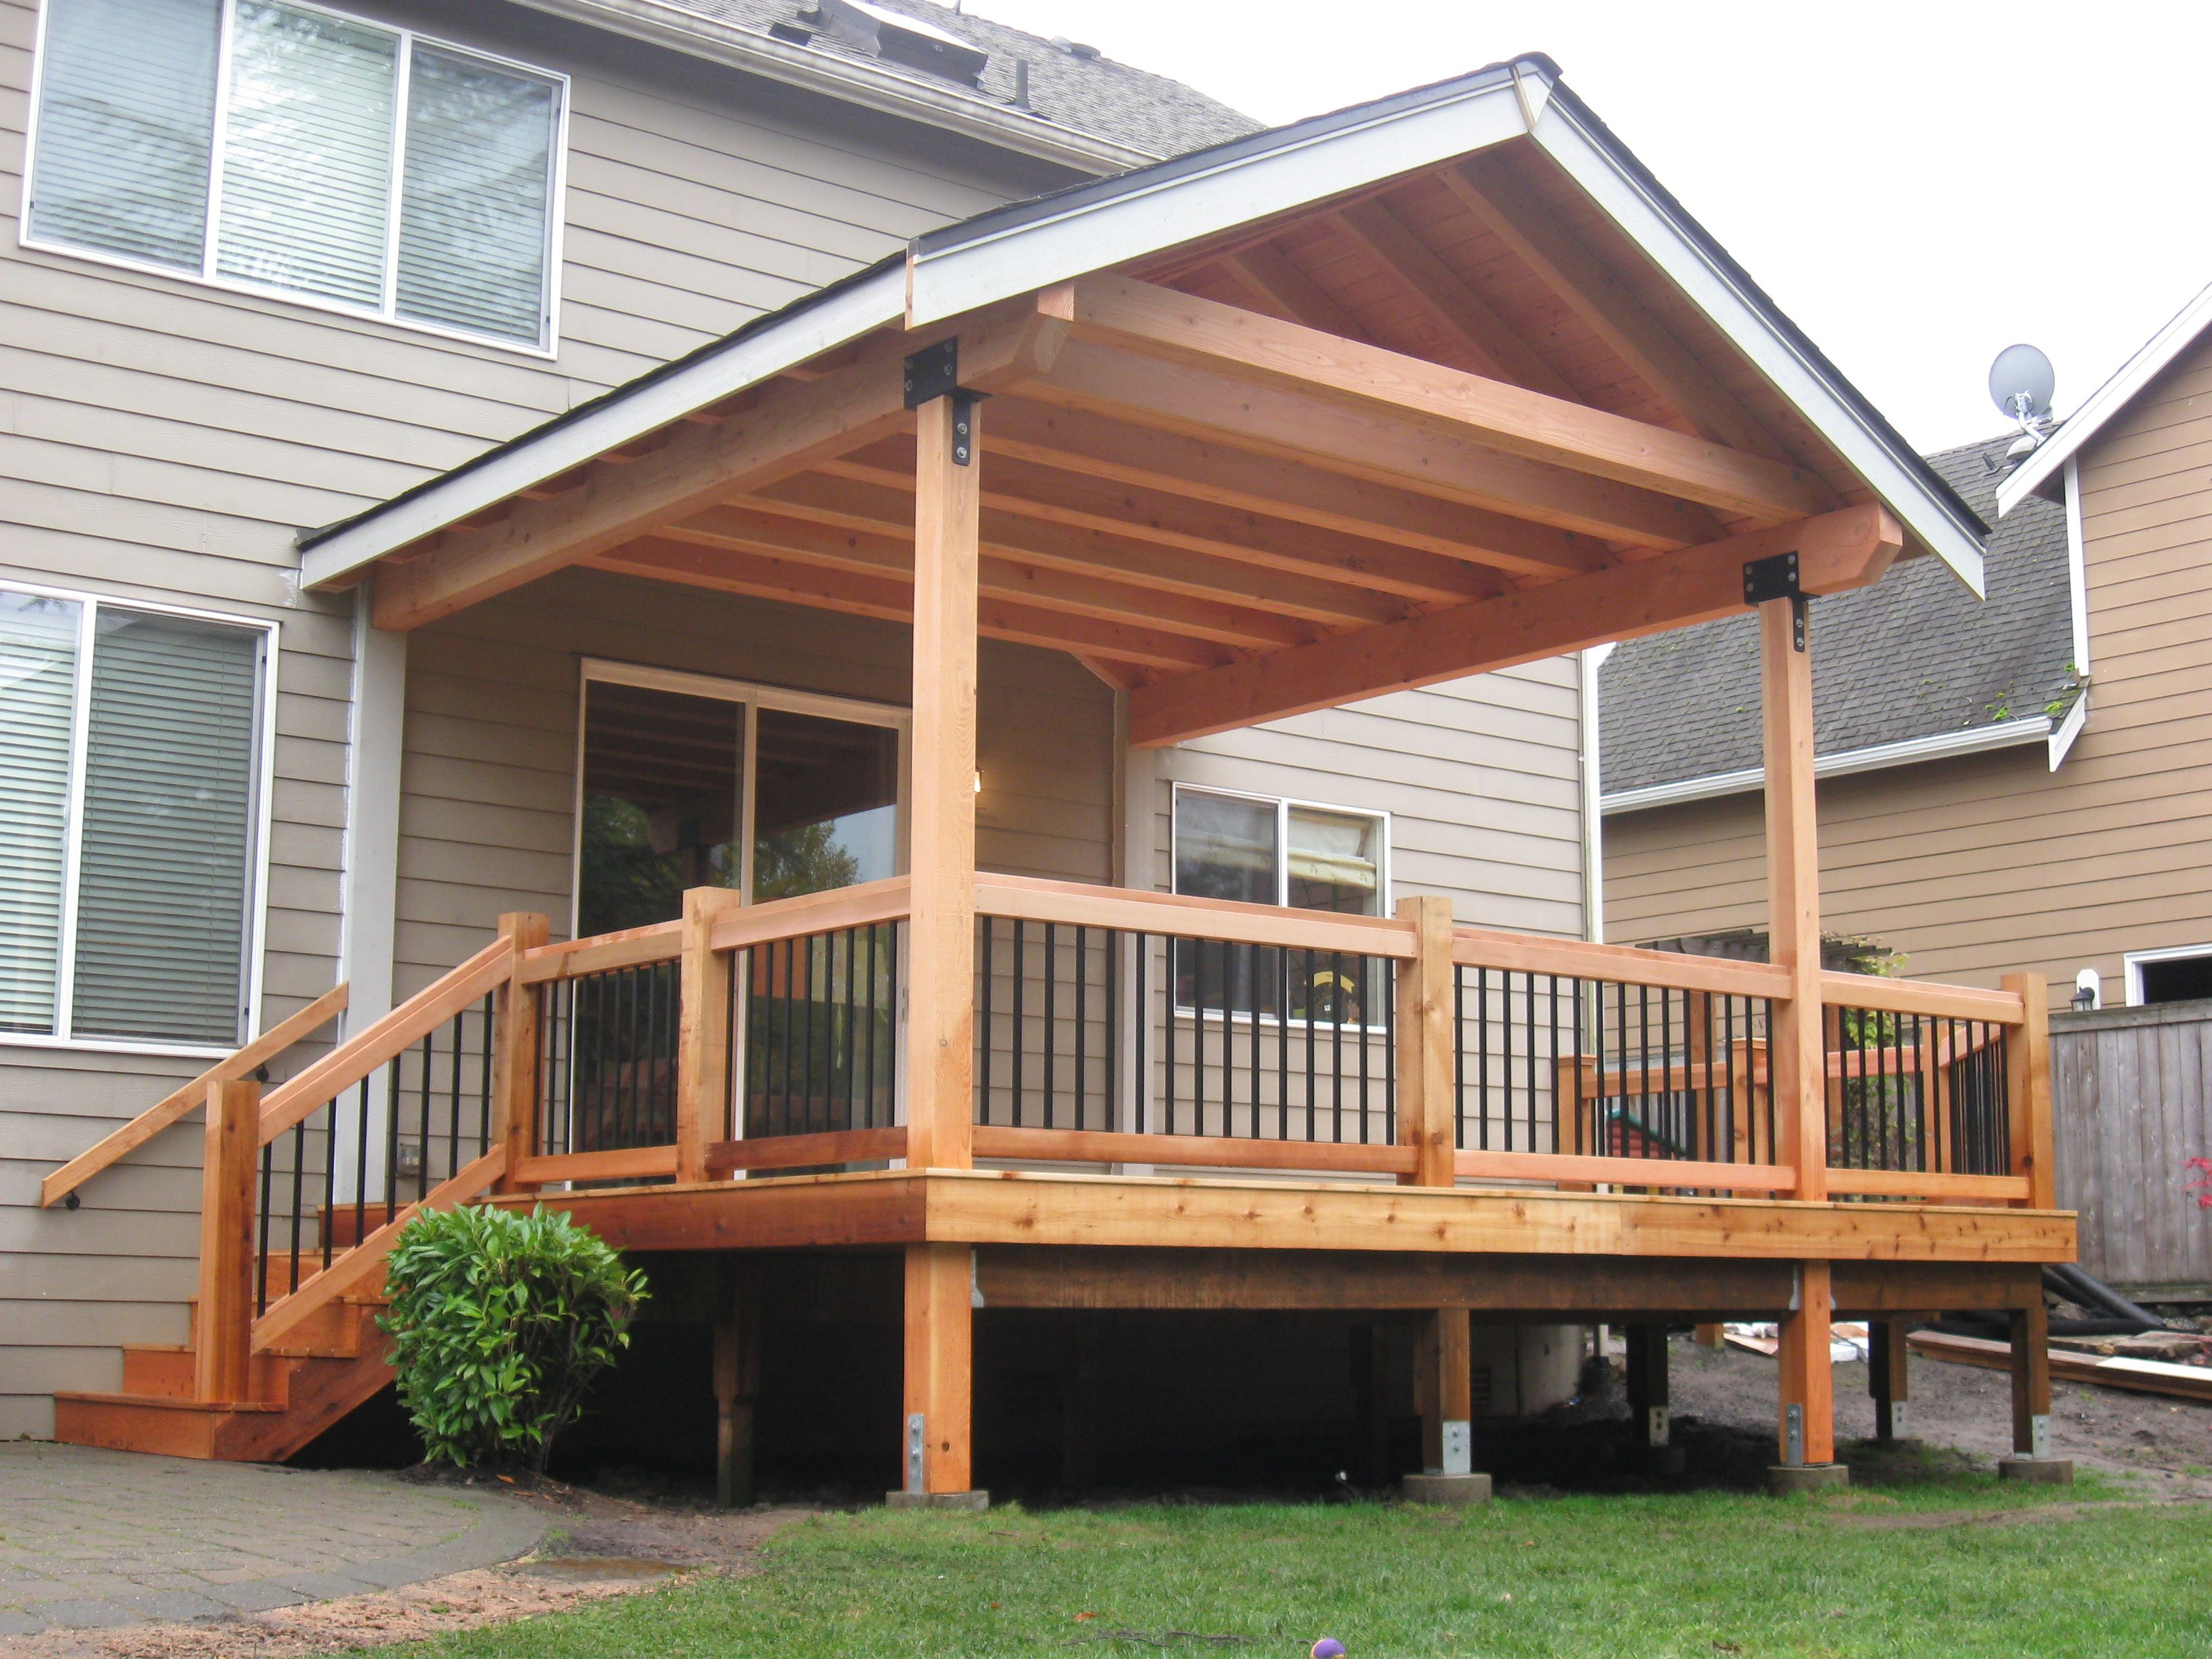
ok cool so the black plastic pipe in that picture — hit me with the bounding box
[2045,1263,2170,1330]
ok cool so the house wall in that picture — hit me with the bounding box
[1604,328,2212,1000]
[0,0,1073,1437]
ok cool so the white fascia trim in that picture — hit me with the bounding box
[904,73,1530,326]
[2062,454,2092,679]
[506,0,1158,175]
[2048,690,2088,770]
[1998,277,2212,517]
[1600,717,2054,815]
[1531,103,1986,598]
[299,264,905,588]
[1578,646,1605,943]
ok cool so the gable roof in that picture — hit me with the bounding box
[1996,277,2212,516]
[1600,433,2075,808]
[300,56,1988,593]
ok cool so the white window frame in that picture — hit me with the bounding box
[570,658,912,938]
[2123,943,2212,1007]
[20,0,571,357]
[1167,781,1393,1027]
[0,579,279,1061]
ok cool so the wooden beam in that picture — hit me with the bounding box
[1777,1259,1837,1466]
[1442,157,1818,471]
[491,912,550,1196]
[1065,275,1837,524]
[1220,244,1368,338]
[1332,198,1576,397]
[2003,972,2056,1210]
[1420,1305,1474,1473]
[591,539,1226,672]
[714,1260,762,1507]
[1038,337,1720,550]
[746,471,1408,628]
[2009,1298,2053,1458]
[370,300,1069,630]
[194,1079,259,1405]
[1395,895,1456,1188]
[979,399,1607,581]
[656,504,1315,649]
[1761,596,1826,1202]
[1128,506,1904,747]
[677,887,745,1184]
[903,1242,975,1496]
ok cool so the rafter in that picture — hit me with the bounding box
[1220,244,1369,338]
[1128,506,1905,747]
[1441,156,1826,477]
[1332,198,1576,398]
[1034,337,1719,550]
[1061,275,1835,526]
[371,298,1070,630]
[592,539,1227,672]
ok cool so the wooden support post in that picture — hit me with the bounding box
[1774,1260,1839,1474]
[194,1079,259,1404]
[1395,894,1456,1187]
[1760,595,1827,1201]
[714,1259,762,1507]
[2003,972,2055,1208]
[1870,1317,1911,1443]
[899,1242,979,1502]
[1692,1323,1725,1350]
[906,392,981,1172]
[1418,1306,1473,1475]
[492,912,550,1194]
[678,888,745,1183]
[2009,1298,2053,1458]
[1624,1324,1670,1449]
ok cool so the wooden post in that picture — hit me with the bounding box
[906,392,981,1172]
[1776,1260,1837,1469]
[713,1258,762,1507]
[2003,972,2055,1208]
[1395,894,1456,1187]
[1760,595,1826,1202]
[1624,1324,1670,1449]
[1418,1306,1473,1475]
[900,1242,977,1500]
[1870,1317,1911,1443]
[492,912,550,1194]
[678,888,745,1183]
[2009,1298,2053,1459]
[194,1078,259,1404]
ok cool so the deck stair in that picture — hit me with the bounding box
[40,922,538,1460]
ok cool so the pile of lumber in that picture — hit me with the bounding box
[1906,1330,2212,1404]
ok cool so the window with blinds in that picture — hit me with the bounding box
[25,0,564,349]
[0,586,269,1050]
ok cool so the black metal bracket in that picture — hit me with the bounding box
[903,340,981,465]
[1743,550,1808,651]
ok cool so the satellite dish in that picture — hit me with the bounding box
[1988,343,2056,426]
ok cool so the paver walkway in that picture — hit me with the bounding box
[0,1443,546,1635]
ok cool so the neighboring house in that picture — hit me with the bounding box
[1600,286,2212,1007]
[0,0,1593,1441]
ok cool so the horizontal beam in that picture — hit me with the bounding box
[974,1125,1417,1176]
[1454,1149,1796,1191]
[371,299,1069,630]
[706,1128,910,1173]
[518,921,681,984]
[1065,275,1833,524]
[515,1145,678,1185]
[975,871,1417,959]
[1453,926,1790,1000]
[1129,505,1904,747]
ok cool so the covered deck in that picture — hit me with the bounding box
[50,60,2068,1495]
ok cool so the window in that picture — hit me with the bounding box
[25,0,564,349]
[2125,947,2212,1008]
[1170,785,1389,1022]
[0,586,271,1050]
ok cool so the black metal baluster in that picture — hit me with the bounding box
[1330,949,1345,1143]
[1134,933,1149,1135]
[1012,920,1027,1128]
[288,1118,305,1299]
[1477,966,1490,1151]
[1277,943,1292,1141]
[1044,922,1058,1131]
[255,1141,274,1315]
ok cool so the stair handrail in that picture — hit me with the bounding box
[41,983,350,1209]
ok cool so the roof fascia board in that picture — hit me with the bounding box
[299,264,905,588]
[1531,96,1988,597]
[903,70,1528,326]
[1997,279,2212,517]
[2048,691,2088,769]
[2062,455,2091,678]
[1599,716,2055,815]
[506,0,1158,174]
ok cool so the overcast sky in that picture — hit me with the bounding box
[966,0,2212,454]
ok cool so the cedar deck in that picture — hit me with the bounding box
[43,68,2070,1495]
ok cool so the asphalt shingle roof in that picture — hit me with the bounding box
[1599,434,2077,797]
[660,0,1262,159]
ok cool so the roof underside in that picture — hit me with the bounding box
[1601,434,2075,797]
[304,62,1984,746]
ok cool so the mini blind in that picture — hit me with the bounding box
[26,0,221,270]
[397,46,558,343]
[70,611,262,1046]
[216,1,398,308]
[0,596,82,1033]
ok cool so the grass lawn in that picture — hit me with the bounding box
[426,1462,2212,1659]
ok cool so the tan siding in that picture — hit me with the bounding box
[1606,326,2212,1008]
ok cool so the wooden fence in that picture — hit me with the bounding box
[2051,996,2212,1296]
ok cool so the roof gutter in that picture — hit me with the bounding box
[504,0,1160,176]
[1600,716,2057,815]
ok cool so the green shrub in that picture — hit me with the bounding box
[380,1204,646,1471]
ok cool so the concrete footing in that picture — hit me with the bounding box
[885,1490,991,1511]
[1765,1463,1849,1496]
[1999,1456,2074,1486]
[1401,1472,1492,1505]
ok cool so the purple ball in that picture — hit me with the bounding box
[1311,1642,1347,1659]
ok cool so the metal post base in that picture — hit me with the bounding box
[1765,1463,1849,1496]
[1401,1472,1493,1505]
[1998,1457,2074,1486]
[885,1490,991,1511]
